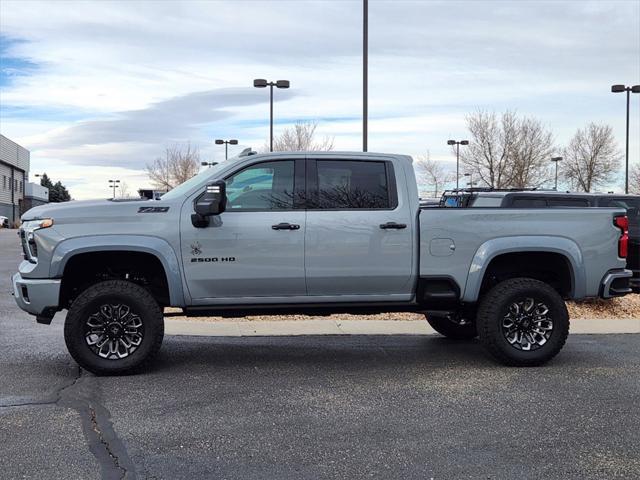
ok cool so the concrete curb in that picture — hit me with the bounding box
[164,318,640,337]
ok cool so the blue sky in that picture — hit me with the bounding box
[0,0,639,199]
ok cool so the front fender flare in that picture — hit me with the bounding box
[50,235,185,306]
[462,236,585,302]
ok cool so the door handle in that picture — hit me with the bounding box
[272,222,301,230]
[379,222,407,230]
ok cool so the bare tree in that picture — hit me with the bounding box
[562,123,621,192]
[415,152,454,197]
[508,117,554,188]
[630,163,640,195]
[269,121,334,152]
[147,143,200,191]
[459,110,554,188]
[119,181,130,198]
[459,110,515,188]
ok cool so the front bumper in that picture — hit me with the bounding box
[11,272,61,320]
[600,269,633,299]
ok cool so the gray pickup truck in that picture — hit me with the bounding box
[12,151,632,374]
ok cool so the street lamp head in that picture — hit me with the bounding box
[463,173,470,177]
[253,79,268,88]
[201,162,209,166]
[611,84,626,93]
[551,156,563,162]
[447,140,456,145]
[229,139,239,145]
[215,139,224,145]
[632,85,640,94]
[275,80,290,89]
[460,140,469,145]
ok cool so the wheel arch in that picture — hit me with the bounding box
[463,236,585,302]
[52,235,185,306]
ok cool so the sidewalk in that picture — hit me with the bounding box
[165,317,640,337]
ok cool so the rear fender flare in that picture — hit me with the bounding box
[462,236,584,302]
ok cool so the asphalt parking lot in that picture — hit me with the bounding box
[1,229,639,480]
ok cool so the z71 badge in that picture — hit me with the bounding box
[138,206,170,213]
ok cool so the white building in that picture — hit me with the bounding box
[24,182,49,212]
[0,134,29,225]
[0,134,49,226]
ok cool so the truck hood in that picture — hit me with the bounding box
[21,198,155,223]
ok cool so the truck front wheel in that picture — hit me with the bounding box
[64,280,164,375]
[476,277,569,366]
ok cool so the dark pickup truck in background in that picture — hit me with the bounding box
[438,189,640,293]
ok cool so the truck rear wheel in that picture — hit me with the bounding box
[425,313,477,339]
[476,277,569,366]
[64,280,164,375]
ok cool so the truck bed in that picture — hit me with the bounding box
[419,207,627,301]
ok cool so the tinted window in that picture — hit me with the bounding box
[441,195,471,207]
[598,198,640,210]
[225,161,295,210]
[443,196,462,207]
[512,198,547,207]
[313,160,390,209]
[548,198,589,207]
[471,196,502,207]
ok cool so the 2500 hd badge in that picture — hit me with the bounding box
[190,257,236,263]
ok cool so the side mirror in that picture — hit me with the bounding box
[194,180,227,216]
[192,181,226,228]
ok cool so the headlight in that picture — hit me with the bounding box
[20,218,54,262]
[23,218,54,230]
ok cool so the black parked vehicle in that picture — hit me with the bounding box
[439,189,640,293]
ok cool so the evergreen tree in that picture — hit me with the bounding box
[52,181,71,202]
[39,173,54,190]
[39,174,71,202]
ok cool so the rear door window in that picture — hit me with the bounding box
[310,160,394,209]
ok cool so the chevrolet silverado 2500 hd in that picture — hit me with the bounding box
[12,151,632,374]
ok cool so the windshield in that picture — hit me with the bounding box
[160,161,230,201]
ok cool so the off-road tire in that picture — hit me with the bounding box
[64,280,164,375]
[425,314,477,339]
[476,277,569,366]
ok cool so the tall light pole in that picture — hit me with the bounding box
[551,156,563,191]
[363,0,368,152]
[447,139,469,190]
[254,79,290,152]
[108,179,120,199]
[611,84,640,194]
[215,139,238,160]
